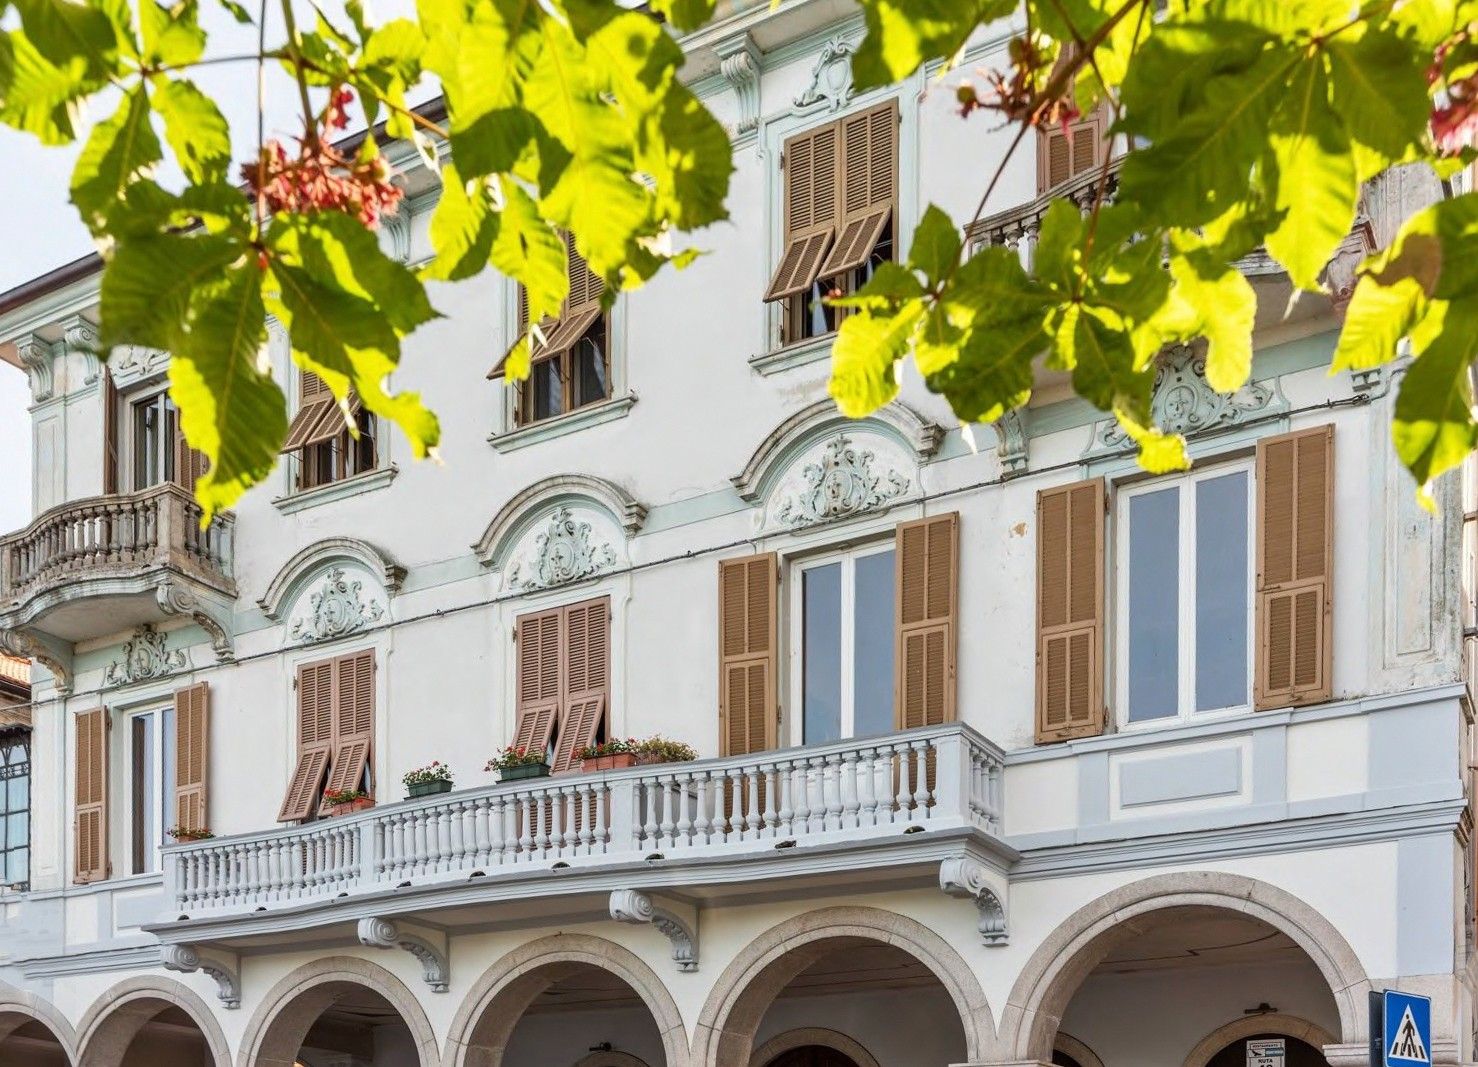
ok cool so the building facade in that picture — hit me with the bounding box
[0,4,1472,1066]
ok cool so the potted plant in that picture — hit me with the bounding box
[323,788,374,816]
[486,746,549,782]
[634,736,698,766]
[167,826,215,843]
[403,761,454,799]
[578,737,639,773]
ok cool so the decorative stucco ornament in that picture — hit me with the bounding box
[775,436,910,529]
[794,35,857,112]
[507,507,617,591]
[290,567,385,644]
[1097,343,1277,450]
[105,625,187,687]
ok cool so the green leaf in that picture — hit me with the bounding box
[643,0,714,32]
[1114,409,1191,474]
[1168,233,1256,391]
[490,179,567,328]
[0,29,92,143]
[1393,299,1478,502]
[1263,59,1359,291]
[70,86,161,230]
[1325,26,1431,173]
[423,163,498,282]
[12,0,120,81]
[908,204,961,288]
[99,232,243,349]
[927,315,1041,424]
[1052,301,1155,421]
[850,0,1012,90]
[139,0,205,67]
[1332,271,1426,372]
[154,78,230,183]
[829,299,924,417]
[168,261,282,519]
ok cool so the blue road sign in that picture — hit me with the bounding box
[1382,990,1432,1066]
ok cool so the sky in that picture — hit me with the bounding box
[0,0,418,532]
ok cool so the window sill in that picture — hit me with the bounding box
[271,465,398,515]
[749,334,834,377]
[488,394,637,453]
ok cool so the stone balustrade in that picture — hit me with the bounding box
[164,722,1005,914]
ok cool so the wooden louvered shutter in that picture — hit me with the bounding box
[1035,478,1105,742]
[74,707,108,883]
[764,122,840,302]
[553,598,610,773]
[171,425,209,493]
[173,683,209,831]
[718,554,778,756]
[514,608,563,761]
[1036,108,1107,194]
[281,369,336,453]
[895,513,958,730]
[1255,425,1334,709]
[278,659,335,821]
[102,369,119,495]
[322,650,375,803]
[820,99,899,278]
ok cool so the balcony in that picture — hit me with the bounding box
[0,484,235,654]
[150,724,1010,945]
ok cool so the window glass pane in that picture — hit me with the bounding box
[133,399,159,489]
[6,775,24,808]
[131,714,158,874]
[1127,487,1180,721]
[7,813,25,846]
[161,707,176,846]
[7,848,26,885]
[802,562,843,743]
[573,331,608,408]
[853,549,896,738]
[1195,471,1250,710]
[530,357,563,421]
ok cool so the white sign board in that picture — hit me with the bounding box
[1247,1038,1286,1067]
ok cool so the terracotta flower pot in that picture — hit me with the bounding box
[328,797,374,816]
[581,752,637,772]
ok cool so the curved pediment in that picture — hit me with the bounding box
[257,539,404,639]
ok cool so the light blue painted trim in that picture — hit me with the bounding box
[18,944,161,980]
[1369,701,1461,791]
[1011,798,1466,880]
[270,464,399,515]
[638,486,752,535]
[1119,747,1243,809]
[1078,752,1109,829]
[1003,684,1468,764]
[488,394,637,453]
[1396,834,1455,975]
[1251,725,1287,807]
[748,335,832,376]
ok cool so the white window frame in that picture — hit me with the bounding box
[120,704,175,876]
[124,384,175,492]
[785,539,896,746]
[1113,459,1256,728]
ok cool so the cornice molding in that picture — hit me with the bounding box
[258,537,404,621]
[473,473,646,567]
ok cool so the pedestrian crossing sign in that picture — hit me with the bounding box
[1381,990,1432,1066]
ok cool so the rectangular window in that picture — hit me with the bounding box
[764,99,900,346]
[513,598,611,773]
[1117,464,1252,724]
[792,544,897,743]
[130,392,178,490]
[125,707,175,875]
[279,371,378,492]
[0,736,29,889]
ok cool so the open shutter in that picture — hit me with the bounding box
[553,597,610,773]
[173,683,209,832]
[718,554,778,756]
[1035,478,1105,742]
[281,369,337,453]
[764,122,840,302]
[322,650,374,802]
[1255,425,1334,709]
[493,234,606,378]
[895,513,959,730]
[278,659,335,821]
[102,369,119,495]
[513,608,563,760]
[74,707,108,883]
[819,99,898,278]
[1036,108,1107,193]
[171,425,210,493]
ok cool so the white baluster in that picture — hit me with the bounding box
[840,749,860,830]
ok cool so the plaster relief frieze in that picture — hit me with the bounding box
[108,344,171,387]
[506,506,618,592]
[771,434,912,531]
[105,625,187,687]
[793,35,857,113]
[289,566,386,644]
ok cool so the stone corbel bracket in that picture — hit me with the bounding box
[156,581,234,663]
[715,31,761,145]
[13,334,58,404]
[609,890,698,972]
[357,917,449,992]
[0,629,72,696]
[994,409,1029,478]
[161,944,240,1009]
[939,856,1008,946]
[62,316,102,386]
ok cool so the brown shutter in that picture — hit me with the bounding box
[764,122,840,302]
[1036,108,1107,193]
[552,597,610,773]
[74,707,109,883]
[496,234,606,378]
[554,696,607,774]
[171,425,209,493]
[513,608,563,761]
[281,369,336,453]
[322,650,375,802]
[895,513,959,730]
[173,683,209,832]
[1035,478,1105,742]
[278,659,335,821]
[102,369,119,495]
[718,554,778,756]
[1255,425,1334,709]
[819,99,898,278]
